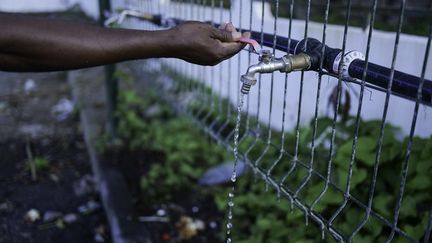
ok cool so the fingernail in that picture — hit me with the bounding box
[226,22,235,31]
[219,22,227,30]
[232,32,241,40]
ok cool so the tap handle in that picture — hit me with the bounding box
[258,50,273,63]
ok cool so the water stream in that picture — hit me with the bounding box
[226,93,245,243]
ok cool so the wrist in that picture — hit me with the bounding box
[155,28,179,58]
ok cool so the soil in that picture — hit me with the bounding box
[103,147,224,243]
[0,136,110,243]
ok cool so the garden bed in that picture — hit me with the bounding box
[0,137,110,243]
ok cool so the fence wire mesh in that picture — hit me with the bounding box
[109,0,432,242]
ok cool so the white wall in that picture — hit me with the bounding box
[0,0,99,19]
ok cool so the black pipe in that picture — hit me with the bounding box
[349,60,432,104]
[249,31,299,54]
[248,34,432,105]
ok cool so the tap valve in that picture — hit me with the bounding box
[259,50,274,63]
[240,52,311,95]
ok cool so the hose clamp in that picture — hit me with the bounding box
[332,50,365,78]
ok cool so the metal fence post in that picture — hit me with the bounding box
[99,0,118,140]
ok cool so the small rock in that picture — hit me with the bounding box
[156,209,166,217]
[49,174,60,183]
[43,211,62,222]
[94,233,104,242]
[51,98,74,121]
[18,124,48,138]
[0,102,7,112]
[87,201,100,211]
[176,216,205,240]
[73,174,96,196]
[94,225,107,242]
[25,209,40,223]
[24,79,36,94]
[78,200,100,214]
[194,219,205,230]
[191,206,199,214]
[209,221,218,229]
[63,213,78,224]
[0,201,12,212]
[20,232,32,239]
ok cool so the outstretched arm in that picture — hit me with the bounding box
[0,14,248,72]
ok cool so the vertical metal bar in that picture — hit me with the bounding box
[236,0,242,106]
[226,0,233,120]
[218,0,224,118]
[216,0,233,136]
[274,0,295,200]
[188,0,194,111]
[386,26,432,243]
[350,0,406,240]
[98,0,118,140]
[294,0,331,209]
[182,0,188,96]
[196,0,209,119]
[290,0,316,199]
[202,0,216,124]
[244,0,265,159]
[328,0,354,225]
[223,0,245,143]
[288,0,313,222]
[279,0,310,188]
[307,0,331,237]
[330,0,379,232]
[254,0,279,169]
[293,0,311,164]
[424,209,432,243]
[238,0,254,145]
[209,0,224,130]
[266,0,294,187]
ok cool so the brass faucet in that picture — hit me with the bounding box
[240,50,312,94]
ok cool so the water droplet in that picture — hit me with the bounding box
[230,173,237,182]
[227,223,233,229]
[224,94,245,240]
[304,212,309,226]
[321,225,325,240]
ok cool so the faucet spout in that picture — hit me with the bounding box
[240,53,311,95]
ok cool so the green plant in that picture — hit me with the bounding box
[104,67,431,242]
[26,156,49,173]
[33,157,49,171]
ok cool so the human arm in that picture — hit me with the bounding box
[0,14,248,72]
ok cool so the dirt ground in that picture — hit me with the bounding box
[0,137,110,243]
[0,69,110,242]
